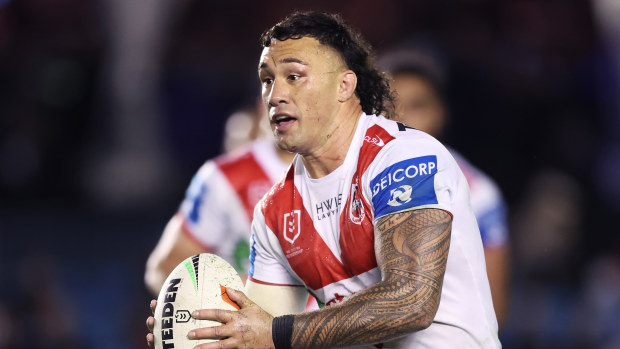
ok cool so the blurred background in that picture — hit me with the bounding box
[0,0,619,348]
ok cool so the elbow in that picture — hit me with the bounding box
[144,254,166,296]
[417,312,435,330]
[419,296,441,330]
[144,269,159,296]
[405,296,440,332]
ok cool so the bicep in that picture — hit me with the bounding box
[374,208,452,317]
[245,279,308,316]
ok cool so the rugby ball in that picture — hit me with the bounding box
[153,253,244,349]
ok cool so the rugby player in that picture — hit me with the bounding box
[147,11,500,348]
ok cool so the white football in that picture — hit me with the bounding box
[153,253,244,349]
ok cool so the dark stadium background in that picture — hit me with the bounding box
[1,0,619,348]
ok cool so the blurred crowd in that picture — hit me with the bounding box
[0,0,619,348]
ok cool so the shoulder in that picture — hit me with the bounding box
[186,146,261,201]
[259,161,296,212]
[213,140,284,189]
[364,115,454,168]
[360,116,460,220]
[366,115,449,151]
[354,115,452,175]
[213,143,258,170]
[187,149,254,190]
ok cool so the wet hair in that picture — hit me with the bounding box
[260,11,394,118]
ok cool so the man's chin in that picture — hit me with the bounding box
[275,139,296,153]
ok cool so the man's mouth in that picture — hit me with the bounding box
[272,114,296,124]
[272,114,297,130]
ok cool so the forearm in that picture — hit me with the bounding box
[246,279,308,317]
[484,245,510,328]
[290,275,440,348]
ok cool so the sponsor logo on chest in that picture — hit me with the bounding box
[315,194,342,221]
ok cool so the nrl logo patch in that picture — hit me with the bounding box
[283,210,301,244]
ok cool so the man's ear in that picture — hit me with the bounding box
[338,70,357,102]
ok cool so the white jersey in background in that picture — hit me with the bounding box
[450,149,509,250]
[178,139,288,273]
[249,113,500,348]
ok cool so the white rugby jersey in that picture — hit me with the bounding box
[178,139,288,273]
[451,149,509,249]
[249,113,500,348]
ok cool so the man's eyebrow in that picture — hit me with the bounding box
[280,57,307,65]
[258,57,307,71]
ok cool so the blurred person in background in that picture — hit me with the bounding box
[145,99,295,295]
[506,169,584,348]
[379,48,511,327]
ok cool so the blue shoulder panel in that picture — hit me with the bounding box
[370,155,438,218]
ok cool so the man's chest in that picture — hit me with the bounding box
[274,172,378,293]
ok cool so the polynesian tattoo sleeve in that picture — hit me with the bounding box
[291,208,452,348]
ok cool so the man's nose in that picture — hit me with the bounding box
[268,78,289,107]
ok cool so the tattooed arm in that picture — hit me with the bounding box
[187,208,451,349]
[292,208,452,348]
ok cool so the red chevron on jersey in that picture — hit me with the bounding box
[340,124,395,275]
[339,176,376,275]
[261,168,351,290]
[216,151,272,221]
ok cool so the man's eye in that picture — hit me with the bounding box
[262,78,273,85]
[288,74,300,81]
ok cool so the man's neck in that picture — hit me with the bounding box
[300,105,363,179]
[275,146,296,164]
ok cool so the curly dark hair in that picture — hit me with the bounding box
[260,11,395,118]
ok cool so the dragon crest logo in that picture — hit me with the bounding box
[349,177,365,224]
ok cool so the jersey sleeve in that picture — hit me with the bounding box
[473,182,509,249]
[365,137,459,221]
[178,161,241,251]
[248,205,304,287]
[451,150,510,249]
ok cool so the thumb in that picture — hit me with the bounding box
[225,287,255,308]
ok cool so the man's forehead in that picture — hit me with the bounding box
[258,37,339,69]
